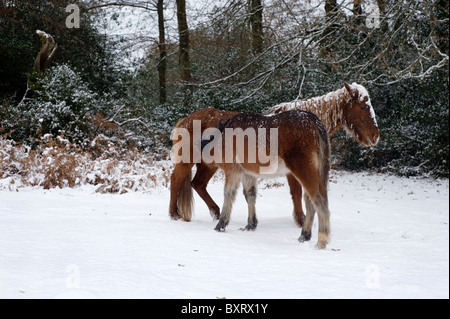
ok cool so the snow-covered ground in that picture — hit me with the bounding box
[0,171,448,299]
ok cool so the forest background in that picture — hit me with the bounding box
[0,0,448,178]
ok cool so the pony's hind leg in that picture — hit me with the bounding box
[242,174,258,231]
[287,174,305,227]
[215,168,241,232]
[310,187,330,249]
[191,163,220,219]
[299,194,315,242]
[286,159,330,249]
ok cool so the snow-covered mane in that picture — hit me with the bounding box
[265,87,350,135]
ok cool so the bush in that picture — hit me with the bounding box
[332,70,449,178]
[1,64,117,146]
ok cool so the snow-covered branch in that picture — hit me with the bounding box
[85,0,157,12]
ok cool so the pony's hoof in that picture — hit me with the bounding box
[169,211,182,221]
[215,220,226,232]
[298,231,312,243]
[316,233,330,250]
[241,224,257,231]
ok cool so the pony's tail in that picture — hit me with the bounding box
[178,170,194,222]
[317,124,331,190]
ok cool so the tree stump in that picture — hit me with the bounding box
[33,30,58,74]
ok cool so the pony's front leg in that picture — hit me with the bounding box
[215,169,240,232]
[242,174,258,231]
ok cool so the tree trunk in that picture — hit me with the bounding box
[376,0,388,31]
[434,0,449,55]
[323,0,338,38]
[376,0,386,15]
[321,0,338,57]
[21,30,57,104]
[176,0,191,84]
[249,0,263,54]
[325,0,338,19]
[352,0,363,26]
[157,0,167,105]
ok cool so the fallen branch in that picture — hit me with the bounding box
[94,105,151,136]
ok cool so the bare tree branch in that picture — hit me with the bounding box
[85,1,157,12]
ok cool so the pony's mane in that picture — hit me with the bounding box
[265,87,351,134]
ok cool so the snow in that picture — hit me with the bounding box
[267,87,349,116]
[0,171,448,299]
[36,30,51,39]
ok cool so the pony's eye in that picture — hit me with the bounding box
[361,106,368,111]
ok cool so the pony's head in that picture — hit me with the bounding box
[343,82,380,146]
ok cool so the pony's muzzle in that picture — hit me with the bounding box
[366,134,380,146]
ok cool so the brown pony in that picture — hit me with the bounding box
[206,110,331,249]
[169,108,238,221]
[169,82,379,225]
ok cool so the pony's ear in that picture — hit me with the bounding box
[344,82,357,98]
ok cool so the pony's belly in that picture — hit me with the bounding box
[240,158,290,179]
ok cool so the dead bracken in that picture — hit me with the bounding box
[0,134,171,193]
